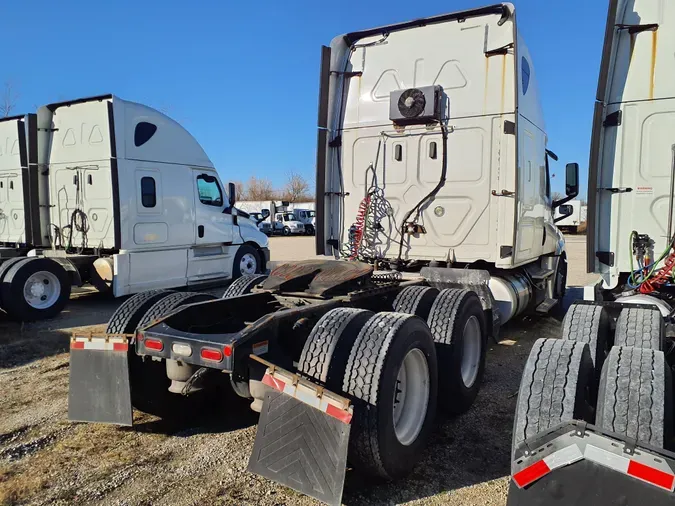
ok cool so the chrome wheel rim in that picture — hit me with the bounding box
[239,253,257,275]
[23,271,61,309]
[461,316,482,388]
[392,348,430,446]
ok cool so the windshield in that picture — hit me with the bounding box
[283,213,297,222]
[308,211,315,218]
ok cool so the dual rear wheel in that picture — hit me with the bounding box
[297,285,489,479]
[513,303,673,454]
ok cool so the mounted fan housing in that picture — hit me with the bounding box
[389,85,443,125]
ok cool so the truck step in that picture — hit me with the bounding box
[536,298,559,313]
[528,267,555,281]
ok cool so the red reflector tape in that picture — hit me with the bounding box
[326,403,352,424]
[70,338,128,351]
[113,342,128,352]
[262,373,285,392]
[628,460,675,491]
[513,459,551,488]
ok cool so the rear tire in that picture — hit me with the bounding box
[106,290,176,334]
[1,258,71,321]
[342,312,437,480]
[137,292,217,329]
[130,292,219,418]
[393,286,439,320]
[427,289,487,415]
[512,338,593,454]
[596,346,673,449]
[298,308,373,390]
[614,307,663,350]
[222,274,268,299]
[561,303,609,370]
[0,257,27,285]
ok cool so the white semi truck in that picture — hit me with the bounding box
[554,199,582,234]
[237,200,307,235]
[68,4,577,505]
[0,96,269,321]
[509,1,675,504]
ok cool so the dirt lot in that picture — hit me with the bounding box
[0,235,597,506]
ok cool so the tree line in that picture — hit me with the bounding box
[234,172,314,203]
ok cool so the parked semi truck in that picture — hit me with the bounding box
[554,199,582,234]
[509,1,675,504]
[0,97,268,321]
[68,4,577,505]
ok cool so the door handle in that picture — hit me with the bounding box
[198,225,204,238]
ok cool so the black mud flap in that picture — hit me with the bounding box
[507,460,675,505]
[68,336,132,426]
[247,389,350,506]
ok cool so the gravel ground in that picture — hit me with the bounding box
[0,235,597,506]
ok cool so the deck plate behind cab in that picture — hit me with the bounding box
[263,260,373,296]
[248,390,350,506]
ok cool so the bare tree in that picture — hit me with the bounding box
[232,180,247,201]
[246,176,276,201]
[0,82,19,117]
[281,171,312,202]
[552,191,565,201]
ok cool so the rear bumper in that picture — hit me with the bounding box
[508,421,675,505]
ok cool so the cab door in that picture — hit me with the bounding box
[193,170,233,245]
[188,170,234,282]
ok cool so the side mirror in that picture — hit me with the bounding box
[553,162,580,208]
[228,182,236,207]
[565,163,579,197]
[261,209,270,219]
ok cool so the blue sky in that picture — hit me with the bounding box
[1,0,608,197]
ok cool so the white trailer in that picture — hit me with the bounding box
[0,96,269,320]
[554,199,582,233]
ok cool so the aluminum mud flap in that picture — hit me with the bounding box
[247,359,352,506]
[68,335,133,426]
[508,422,675,505]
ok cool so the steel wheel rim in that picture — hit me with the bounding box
[240,253,257,275]
[23,271,61,309]
[392,348,430,446]
[461,316,482,388]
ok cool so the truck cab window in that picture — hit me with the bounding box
[196,175,223,207]
[141,177,156,207]
[134,122,158,147]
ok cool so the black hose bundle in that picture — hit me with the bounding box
[396,124,449,264]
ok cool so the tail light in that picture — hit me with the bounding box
[201,348,223,362]
[145,338,164,351]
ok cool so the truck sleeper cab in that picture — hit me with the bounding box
[0,95,269,320]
